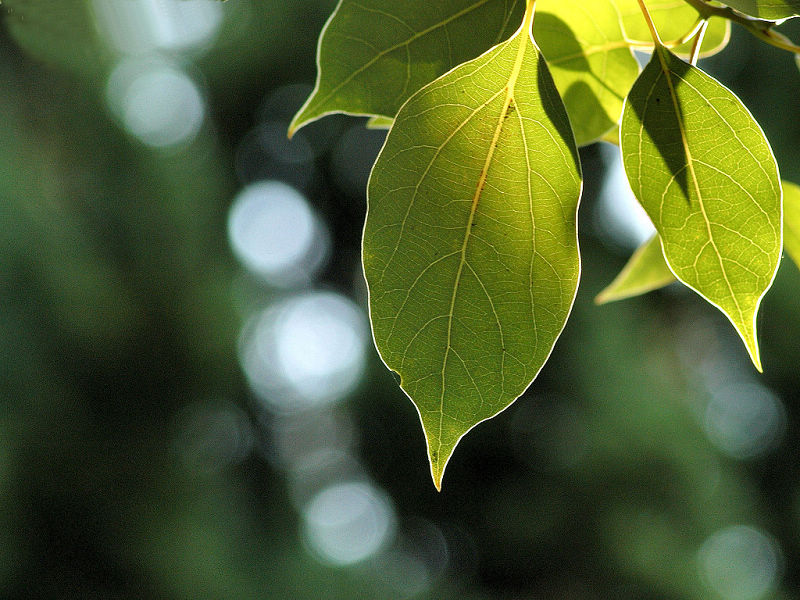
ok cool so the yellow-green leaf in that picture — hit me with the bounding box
[783,180,800,268]
[621,46,782,371]
[365,116,394,130]
[535,0,639,145]
[363,10,582,489]
[616,0,731,57]
[289,0,524,135]
[596,235,677,304]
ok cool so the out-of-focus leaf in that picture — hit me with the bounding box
[2,0,113,77]
[535,0,639,145]
[366,115,394,130]
[621,45,782,371]
[364,11,581,489]
[596,236,677,304]
[783,180,800,268]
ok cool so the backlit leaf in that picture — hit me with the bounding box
[616,0,730,57]
[366,116,394,130]
[621,46,782,371]
[289,0,524,135]
[718,0,800,19]
[783,180,800,268]
[596,235,677,304]
[535,0,639,145]
[364,11,581,489]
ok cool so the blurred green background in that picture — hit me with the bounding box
[2,1,800,598]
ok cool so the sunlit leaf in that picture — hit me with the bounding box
[783,180,800,268]
[363,12,581,489]
[719,0,800,18]
[535,0,639,145]
[621,46,782,371]
[596,236,677,304]
[289,0,525,135]
[616,0,730,57]
[366,116,394,130]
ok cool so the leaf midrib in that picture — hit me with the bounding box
[437,21,532,461]
[650,46,745,327]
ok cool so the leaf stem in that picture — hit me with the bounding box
[635,0,663,47]
[689,19,708,65]
[625,18,704,49]
[681,0,800,55]
[525,0,536,30]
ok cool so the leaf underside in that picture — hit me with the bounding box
[364,21,581,489]
[621,46,782,371]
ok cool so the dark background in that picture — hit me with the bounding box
[2,1,800,598]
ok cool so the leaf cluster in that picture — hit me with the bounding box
[291,0,800,489]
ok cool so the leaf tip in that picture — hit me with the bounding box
[594,290,611,306]
[428,447,450,492]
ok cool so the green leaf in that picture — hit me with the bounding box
[717,0,800,19]
[534,0,640,145]
[616,0,730,57]
[363,11,582,490]
[289,0,525,135]
[596,236,677,304]
[783,180,800,269]
[620,46,782,371]
[365,116,394,130]
[2,0,114,77]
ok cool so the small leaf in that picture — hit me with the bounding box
[596,236,677,304]
[783,180,800,268]
[289,0,525,135]
[718,0,800,19]
[366,116,394,130]
[534,0,639,145]
[616,0,730,57]
[621,46,782,371]
[364,12,581,489]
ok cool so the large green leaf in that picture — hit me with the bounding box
[596,235,677,304]
[718,0,800,18]
[783,180,800,269]
[616,0,730,57]
[621,46,782,371]
[534,0,639,145]
[289,0,525,135]
[363,11,582,489]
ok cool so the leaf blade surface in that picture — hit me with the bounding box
[364,18,582,489]
[290,0,524,134]
[535,0,639,145]
[620,47,782,371]
[718,0,800,18]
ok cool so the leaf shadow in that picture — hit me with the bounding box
[538,53,581,167]
[625,51,691,200]
[535,12,628,144]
